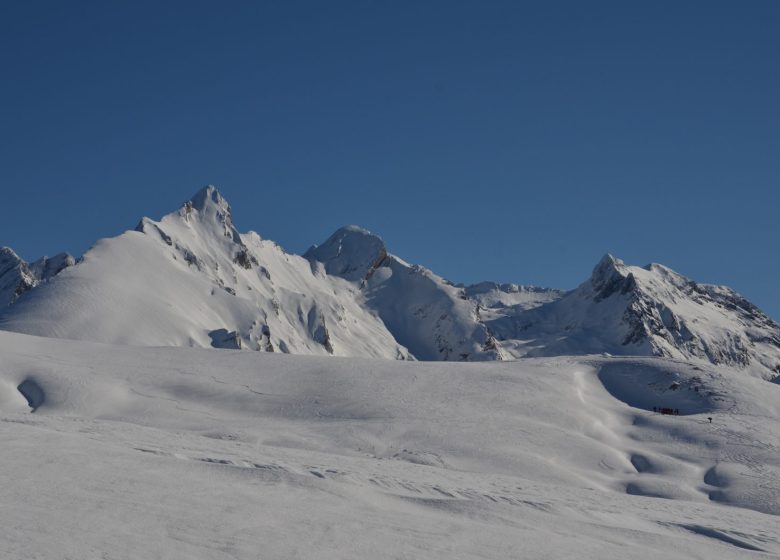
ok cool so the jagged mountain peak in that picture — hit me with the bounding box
[189,185,231,214]
[591,253,626,280]
[481,254,780,378]
[162,185,243,245]
[588,254,685,302]
[305,225,388,282]
[589,253,637,302]
[595,252,624,268]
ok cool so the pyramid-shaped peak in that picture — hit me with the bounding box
[595,253,624,270]
[172,186,242,245]
[593,253,627,276]
[589,253,632,297]
[189,185,231,214]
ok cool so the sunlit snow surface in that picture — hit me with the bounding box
[2,330,780,558]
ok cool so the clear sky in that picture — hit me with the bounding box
[1,1,778,319]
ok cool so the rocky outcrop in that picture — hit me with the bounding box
[29,253,76,281]
[0,247,74,308]
[209,329,242,349]
[0,248,37,308]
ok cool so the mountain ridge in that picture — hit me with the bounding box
[1,186,778,378]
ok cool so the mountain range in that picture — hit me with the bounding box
[2,186,779,379]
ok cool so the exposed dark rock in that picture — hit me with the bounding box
[234,249,257,270]
[17,378,45,411]
[209,329,242,349]
[0,247,38,307]
[307,306,334,354]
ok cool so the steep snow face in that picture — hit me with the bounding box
[305,231,502,361]
[0,187,409,359]
[303,225,388,283]
[0,247,74,308]
[487,255,780,379]
[363,257,503,361]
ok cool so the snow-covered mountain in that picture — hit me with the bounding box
[1,186,779,377]
[487,254,780,379]
[0,187,408,359]
[305,226,503,361]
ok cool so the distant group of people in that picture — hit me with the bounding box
[653,406,679,415]
[651,407,714,423]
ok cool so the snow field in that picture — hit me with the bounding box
[1,330,780,558]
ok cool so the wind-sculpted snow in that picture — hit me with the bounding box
[1,330,780,558]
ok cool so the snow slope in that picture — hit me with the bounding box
[1,329,780,558]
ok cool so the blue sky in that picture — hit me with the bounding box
[1,1,778,319]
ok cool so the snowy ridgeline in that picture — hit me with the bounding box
[1,186,779,378]
[1,329,780,558]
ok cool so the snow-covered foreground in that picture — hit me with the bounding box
[2,331,779,559]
